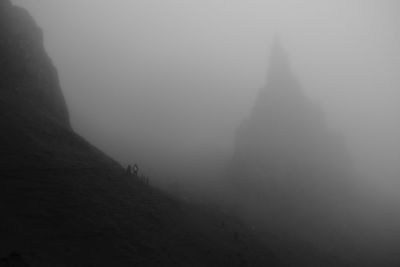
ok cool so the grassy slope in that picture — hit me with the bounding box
[0,91,283,266]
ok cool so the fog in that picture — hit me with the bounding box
[12,0,400,260]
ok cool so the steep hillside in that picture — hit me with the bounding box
[0,0,69,126]
[0,1,283,266]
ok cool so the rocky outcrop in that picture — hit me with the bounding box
[0,0,70,126]
[228,38,355,239]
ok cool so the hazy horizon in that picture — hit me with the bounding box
[12,0,400,196]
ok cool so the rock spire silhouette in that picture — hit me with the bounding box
[228,37,355,240]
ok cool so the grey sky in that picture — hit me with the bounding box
[12,0,400,193]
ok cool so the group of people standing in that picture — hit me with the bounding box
[126,163,139,176]
[126,163,149,185]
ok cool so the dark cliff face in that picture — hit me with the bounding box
[228,39,355,240]
[0,0,70,126]
[0,1,112,171]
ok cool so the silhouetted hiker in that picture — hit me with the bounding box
[139,174,149,185]
[133,164,139,176]
[126,165,132,175]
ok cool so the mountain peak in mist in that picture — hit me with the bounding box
[228,36,355,239]
[246,37,324,142]
[266,35,292,83]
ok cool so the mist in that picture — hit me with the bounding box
[11,0,400,262]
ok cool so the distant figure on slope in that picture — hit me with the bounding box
[133,163,139,177]
[142,175,149,185]
[126,165,132,175]
[139,174,148,185]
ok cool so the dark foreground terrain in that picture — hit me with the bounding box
[0,1,286,266]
